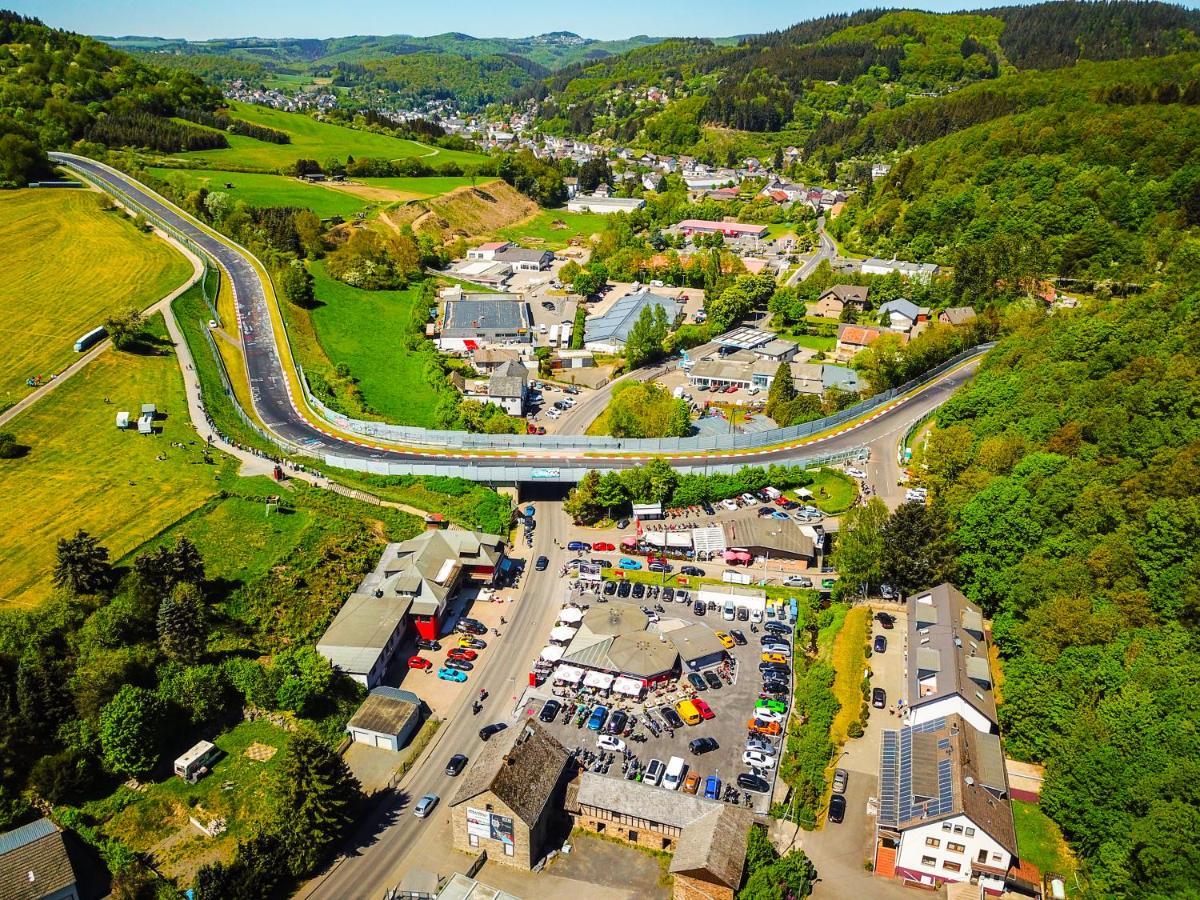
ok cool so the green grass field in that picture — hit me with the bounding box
[0,189,193,411]
[497,209,610,248]
[307,263,441,427]
[778,329,837,353]
[171,100,485,172]
[787,468,858,514]
[147,167,369,219]
[1012,800,1077,882]
[0,313,230,609]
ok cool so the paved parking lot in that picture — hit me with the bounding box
[519,576,798,815]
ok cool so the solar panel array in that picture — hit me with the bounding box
[879,717,956,826]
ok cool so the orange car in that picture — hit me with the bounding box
[747,717,782,736]
[681,771,701,795]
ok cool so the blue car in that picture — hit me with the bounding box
[771,510,791,520]
[618,558,642,570]
[587,705,609,731]
[568,540,592,552]
[704,775,722,800]
[437,667,468,682]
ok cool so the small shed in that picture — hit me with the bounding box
[346,686,422,751]
[175,740,221,782]
[140,403,157,417]
[631,502,663,521]
[115,411,130,429]
[137,414,153,435]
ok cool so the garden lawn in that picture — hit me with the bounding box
[0,189,192,410]
[147,167,368,219]
[0,314,230,609]
[789,468,858,514]
[96,719,293,882]
[498,209,610,248]
[778,329,836,352]
[170,100,485,171]
[1012,800,1077,881]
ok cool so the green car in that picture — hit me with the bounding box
[756,699,788,714]
[821,578,836,589]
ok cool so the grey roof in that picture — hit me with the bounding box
[668,623,728,663]
[488,360,528,400]
[606,632,679,678]
[561,604,680,678]
[347,687,421,737]
[822,365,861,392]
[450,720,570,826]
[669,805,753,889]
[940,306,977,326]
[821,284,869,304]
[907,584,997,728]
[317,591,412,674]
[713,326,774,350]
[574,772,717,829]
[879,298,930,321]
[494,247,553,266]
[757,338,795,358]
[864,258,939,276]
[435,872,521,900]
[727,517,818,560]
[584,288,677,345]
[443,299,531,338]
[0,818,76,900]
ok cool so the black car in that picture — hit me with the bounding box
[416,638,441,651]
[607,710,628,735]
[703,671,723,690]
[681,565,705,577]
[689,737,719,754]
[459,618,486,631]
[688,673,707,692]
[539,700,561,723]
[649,561,672,574]
[828,793,846,823]
[872,687,887,709]
[764,622,791,635]
[660,706,685,729]
[873,634,887,654]
[662,587,675,602]
[760,664,789,678]
[446,754,469,776]
[603,580,618,596]
[632,582,646,599]
[444,659,473,671]
[730,629,747,645]
[876,612,895,629]
[535,555,549,571]
[617,580,632,598]
[592,558,612,568]
[736,607,749,621]
[479,722,508,741]
[761,680,790,695]
[761,634,789,646]
[693,601,705,616]
[701,502,716,516]
[616,518,630,529]
[737,773,771,794]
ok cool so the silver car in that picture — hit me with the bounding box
[832,768,849,794]
[413,794,439,818]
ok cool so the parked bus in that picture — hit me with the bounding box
[74,325,106,352]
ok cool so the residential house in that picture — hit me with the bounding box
[905,583,997,735]
[861,257,940,282]
[939,307,977,327]
[467,241,510,262]
[0,818,80,900]
[811,285,869,319]
[878,298,931,333]
[835,323,886,361]
[871,163,892,179]
[450,720,573,869]
[567,773,752,900]
[485,360,529,416]
[875,715,1018,895]
[470,347,522,374]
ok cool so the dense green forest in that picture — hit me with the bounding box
[329,52,548,107]
[0,11,222,185]
[916,286,1200,898]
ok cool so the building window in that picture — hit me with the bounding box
[662,838,672,850]
[925,837,941,848]
[486,804,494,812]
[947,842,965,853]
[596,822,605,833]
[504,842,513,857]
[964,827,975,837]
[977,850,988,863]
[941,823,953,832]
[921,856,937,867]
[629,830,638,842]
[992,854,1003,863]
[469,834,478,848]
[943,861,962,873]
[953,825,964,834]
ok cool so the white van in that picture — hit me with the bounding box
[663,756,687,791]
[723,600,736,621]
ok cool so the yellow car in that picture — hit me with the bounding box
[675,699,702,726]
[761,652,788,666]
[715,631,736,650]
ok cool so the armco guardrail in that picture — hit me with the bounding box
[298,343,993,453]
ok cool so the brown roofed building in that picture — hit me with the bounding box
[0,818,80,900]
[939,306,978,327]
[449,720,573,869]
[812,284,869,319]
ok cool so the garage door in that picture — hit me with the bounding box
[374,734,394,750]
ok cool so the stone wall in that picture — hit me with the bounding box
[573,812,678,853]
[672,872,734,900]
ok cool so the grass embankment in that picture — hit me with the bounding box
[829,606,870,745]
[323,472,513,536]
[0,189,192,410]
[147,167,369,219]
[1012,800,1078,882]
[348,175,498,198]
[304,263,443,427]
[0,313,229,609]
[497,209,609,248]
[170,100,485,171]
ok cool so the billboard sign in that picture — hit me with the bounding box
[466,807,515,846]
[530,468,561,480]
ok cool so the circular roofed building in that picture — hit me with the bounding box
[560,603,680,685]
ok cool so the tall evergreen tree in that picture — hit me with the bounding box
[765,362,797,421]
[157,582,208,663]
[52,530,111,595]
[275,732,362,876]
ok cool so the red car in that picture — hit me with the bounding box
[693,698,715,720]
[448,649,478,662]
[593,541,615,552]
[724,385,738,394]
[408,656,432,670]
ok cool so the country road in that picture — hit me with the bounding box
[50,154,981,474]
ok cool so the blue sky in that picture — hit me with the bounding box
[24,0,1033,41]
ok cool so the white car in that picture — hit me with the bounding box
[743,750,777,768]
[546,408,562,419]
[783,575,813,588]
[597,735,626,753]
[752,708,786,724]
[740,493,758,504]
[721,498,740,512]
[750,608,763,623]
[745,737,777,755]
[644,758,665,786]
[845,467,867,479]
[561,397,576,407]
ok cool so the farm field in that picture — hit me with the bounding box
[0,189,192,411]
[306,263,441,427]
[147,167,369,219]
[0,313,228,609]
[170,100,485,171]
[497,209,610,248]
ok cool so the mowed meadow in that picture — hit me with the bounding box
[0,314,227,609]
[0,189,193,410]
